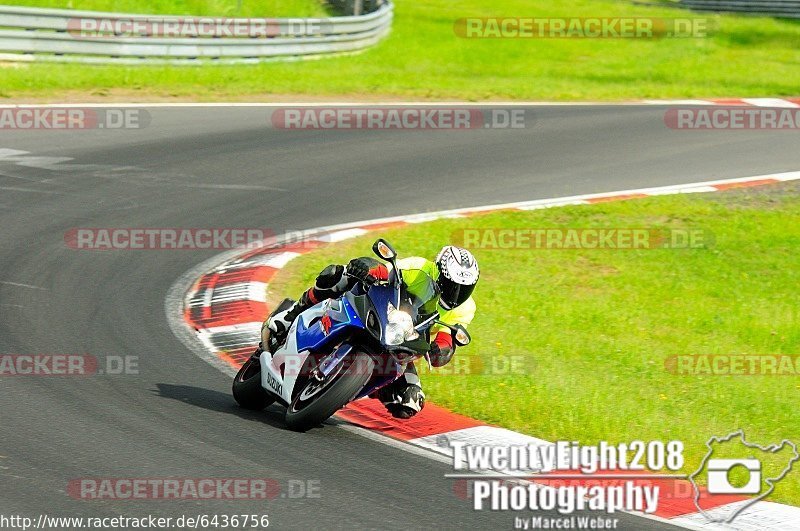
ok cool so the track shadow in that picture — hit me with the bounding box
[152,383,291,430]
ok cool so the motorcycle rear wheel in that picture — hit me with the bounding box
[232,356,276,410]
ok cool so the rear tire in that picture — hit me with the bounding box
[232,357,275,410]
[285,353,374,432]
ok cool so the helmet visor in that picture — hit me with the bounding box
[438,277,475,310]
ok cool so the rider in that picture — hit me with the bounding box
[261,245,479,419]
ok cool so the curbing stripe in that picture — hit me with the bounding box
[337,399,484,441]
[741,98,800,109]
[713,179,779,191]
[178,171,800,530]
[671,500,800,530]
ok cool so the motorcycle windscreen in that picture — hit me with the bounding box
[404,270,439,317]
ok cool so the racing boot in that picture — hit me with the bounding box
[265,295,310,348]
[377,364,426,419]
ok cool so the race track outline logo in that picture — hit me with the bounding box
[688,429,799,523]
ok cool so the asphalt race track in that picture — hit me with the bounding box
[1,105,798,529]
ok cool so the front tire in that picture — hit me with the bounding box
[285,353,374,432]
[232,357,275,410]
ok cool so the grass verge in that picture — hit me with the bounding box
[7,0,331,17]
[268,182,800,504]
[1,0,800,101]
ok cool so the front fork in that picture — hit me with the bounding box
[317,344,354,378]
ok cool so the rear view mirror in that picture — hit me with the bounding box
[451,324,471,347]
[373,239,397,261]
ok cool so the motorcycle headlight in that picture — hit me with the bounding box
[384,303,419,346]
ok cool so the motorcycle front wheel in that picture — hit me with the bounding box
[285,352,374,432]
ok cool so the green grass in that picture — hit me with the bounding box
[8,0,331,17]
[268,183,800,505]
[1,0,800,101]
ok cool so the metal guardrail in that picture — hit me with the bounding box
[0,2,393,64]
[679,0,800,18]
[329,0,385,16]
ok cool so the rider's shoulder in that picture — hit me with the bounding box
[455,296,476,313]
[439,296,476,326]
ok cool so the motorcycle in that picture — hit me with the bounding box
[232,239,471,431]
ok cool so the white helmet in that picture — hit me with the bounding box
[435,246,479,310]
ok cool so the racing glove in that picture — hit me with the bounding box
[429,331,455,368]
[346,258,371,281]
[346,258,388,284]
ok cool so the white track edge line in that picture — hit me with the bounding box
[244,170,800,239]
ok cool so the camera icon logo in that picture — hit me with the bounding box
[688,430,799,524]
[706,458,761,494]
